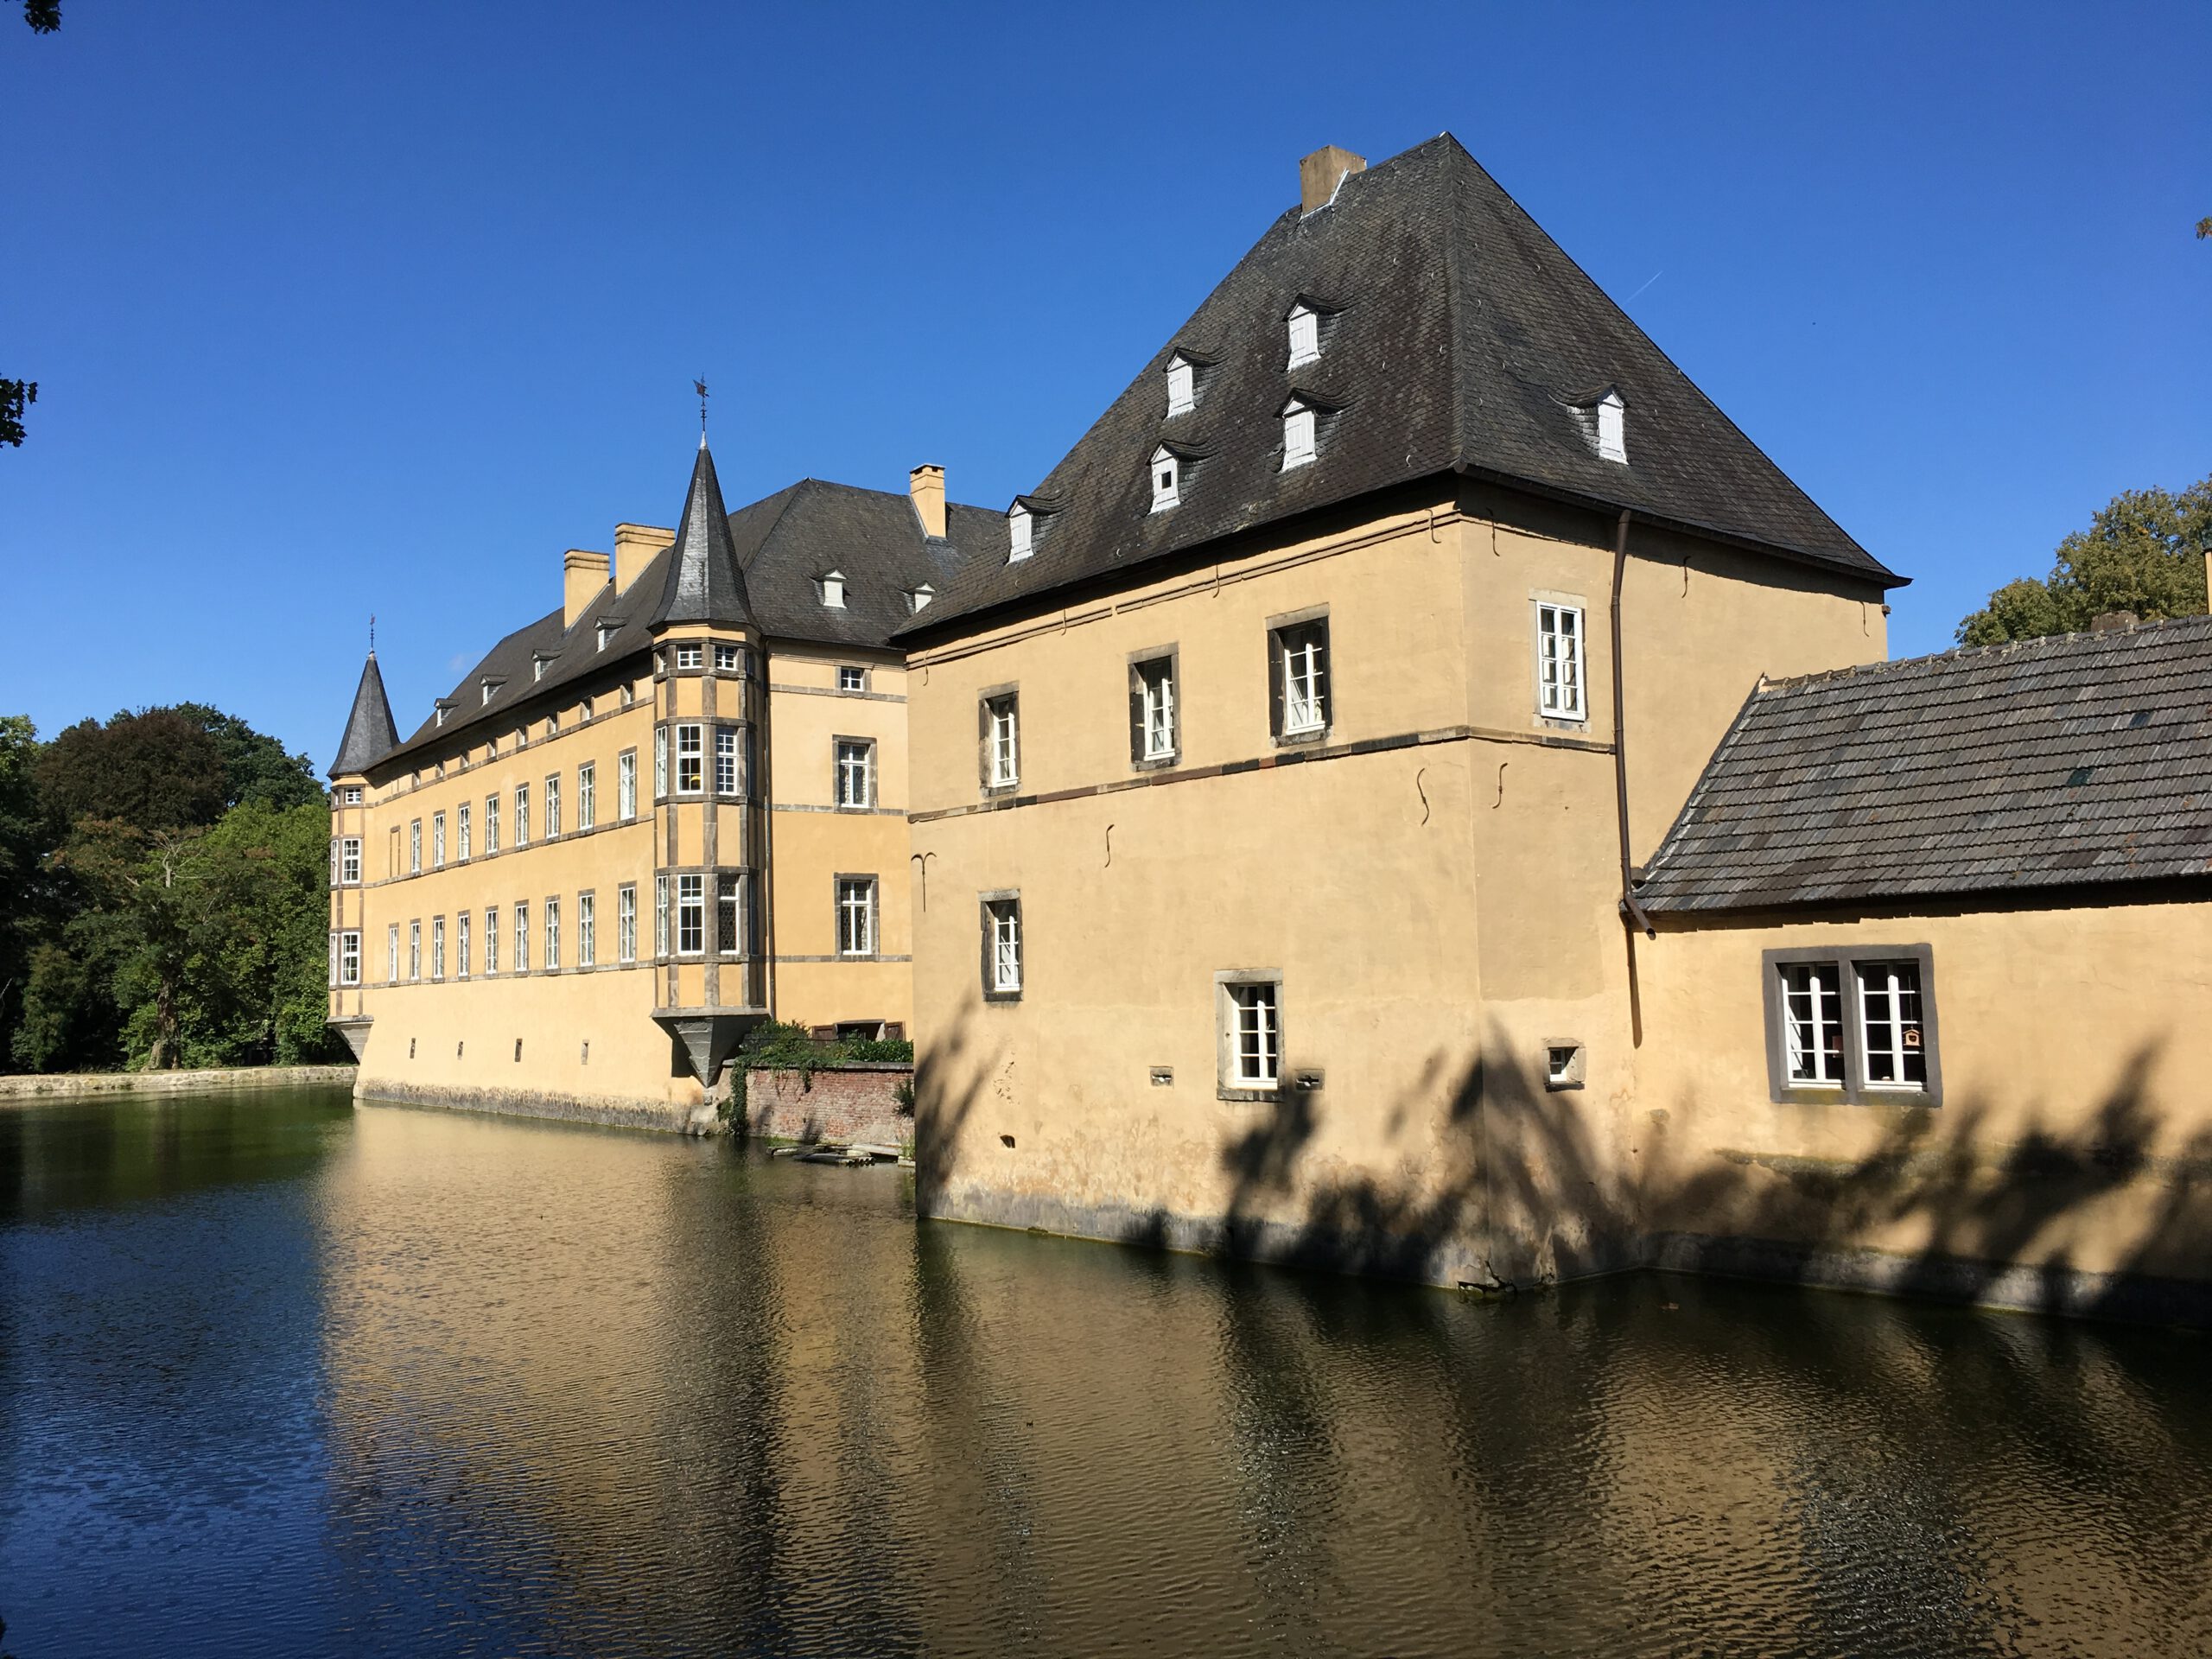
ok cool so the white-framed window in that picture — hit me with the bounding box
[838,665,865,692]
[715,643,740,672]
[457,804,471,861]
[675,723,703,794]
[543,775,561,837]
[513,902,529,973]
[906,583,935,613]
[1149,446,1180,512]
[1007,505,1033,562]
[675,643,702,670]
[514,783,531,845]
[597,621,618,652]
[820,571,847,608]
[655,874,670,957]
[836,740,874,809]
[340,836,361,885]
[1780,963,1845,1088]
[677,874,705,956]
[431,916,445,980]
[619,751,637,819]
[577,762,594,830]
[483,906,499,974]
[386,925,399,983]
[1281,399,1317,471]
[409,920,422,982]
[654,727,668,798]
[1273,618,1330,739]
[485,794,500,854]
[1596,390,1627,464]
[432,812,446,868]
[481,679,498,706]
[534,658,549,683]
[1223,978,1281,1090]
[1133,656,1176,763]
[1287,302,1320,367]
[1535,601,1586,721]
[544,898,561,970]
[716,872,741,958]
[342,785,362,805]
[983,897,1021,995]
[715,727,739,796]
[837,877,876,957]
[618,883,637,963]
[578,890,595,966]
[1765,947,1938,1103]
[1166,353,1195,417]
[409,819,422,874]
[983,693,1019,789]
[337,930,360,988]
[458,910,472,979]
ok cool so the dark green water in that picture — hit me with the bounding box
[1,1087,2207,1658]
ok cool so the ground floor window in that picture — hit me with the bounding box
[1217,975,1281,1096]
[837,877,876,957]
[1764,946,1939,1103]
[981,895,1021,997]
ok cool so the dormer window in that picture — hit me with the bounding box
[1166,353,1196,417]
[480,678,500,706]
[1007,505,1033,563]
[906,583,935,613]
[533,653,554,683]
[1282,398,1318,471]
[1150,447,1181,512]
[1596,390,1628,464]
[1287,302,1320,368]
[435,705,448,728]
[596,622,617,652]
[821,571,847,608]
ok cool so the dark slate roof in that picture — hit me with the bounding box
[329,652,399,778]
[1636,614,2212,912]
[373,468,1001,773]
[899,133,1897,643]
[650,440,757,629]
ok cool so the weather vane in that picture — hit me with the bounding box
[369,613,376,653]
[694,376,709,438]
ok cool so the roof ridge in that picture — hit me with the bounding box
[1757,610,2212,695]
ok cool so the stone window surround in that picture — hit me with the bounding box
[1214,969,1285,1103]
[1760,944,1942,1107]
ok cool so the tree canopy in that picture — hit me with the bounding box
[1955,474,2212,645]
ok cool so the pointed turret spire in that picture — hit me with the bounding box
[329,650,400,779]
[650,438,757,631]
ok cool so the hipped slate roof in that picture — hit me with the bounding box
[1636,614,2212,912]
[329,652,399,778]
[369,461,1001,772]
[899,133,1897,643]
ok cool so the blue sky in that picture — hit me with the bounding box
[3,2,2206,766]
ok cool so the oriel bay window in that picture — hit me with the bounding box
[677,874,705,956]
[715,727,741,797]
[981,895,1021,1000]
[836,876,877,957]
[1764,946,1940,1103]
[674,724,703,795]
[654,728,668,798]
[655,875,670,957]
[1268,615,1330,741]
[1129,653,1178,766]
[716,871,743,957]
[336,931,360,988]
[1217,974,1282,1098]
[339,836,361,885]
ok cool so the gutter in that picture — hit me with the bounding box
[1611,508,1656,939]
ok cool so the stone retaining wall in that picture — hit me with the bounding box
[0,1065,358,1102]
[742,1063,912,1147]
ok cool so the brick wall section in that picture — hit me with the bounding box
[743,1063,912,1147]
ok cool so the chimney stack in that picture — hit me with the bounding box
[563,549,611,627]
[1300,144,1366,214]
[613,522,676,595]
[910,464,947,540]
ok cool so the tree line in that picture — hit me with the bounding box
[0,705,344,1073]
[1955,473,2211,645]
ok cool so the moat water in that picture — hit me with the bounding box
[1,1086,2207,1658]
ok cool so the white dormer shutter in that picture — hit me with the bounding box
[1287,303,1319,368]
[1007,505,1033,562]
[908,583,934,613]
[822,571,846,607]
[1150,447,1180,512]
[1596,391,1628,464]
[1166,353,1195,417]
[1282,400,1317,470]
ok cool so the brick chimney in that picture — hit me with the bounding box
[613,523,676,595]
[1300,145,1366,214]
[910,464,947,539]
[563,549,611,626]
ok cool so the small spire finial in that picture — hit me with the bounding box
[369,613,376,655]
[694,376,709,446]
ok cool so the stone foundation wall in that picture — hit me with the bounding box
[743,1064,912,1147]
[356,1078,706,1134]
[0,1065,358,1102]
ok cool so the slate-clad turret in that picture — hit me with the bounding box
[330,650,400,778]
[650,437,758,632]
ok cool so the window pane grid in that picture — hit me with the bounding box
[1858,962,1927,1089]
[1231,983,1279,1086]
[1538,603,1586,719]
[1781,963,1844,1086]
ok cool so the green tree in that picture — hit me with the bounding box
[0,380,33,448]
[35,709,229,832]
[22,1,60,32]
[1956,474,2212,645]
[171,702,325,811]
[0,715,52,1063]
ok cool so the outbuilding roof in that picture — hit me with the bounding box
[899,133,1897,643]
[1636,613,2212,912]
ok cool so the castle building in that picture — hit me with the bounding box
[326,445,1001,1128]
[893,136,2212,1320]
